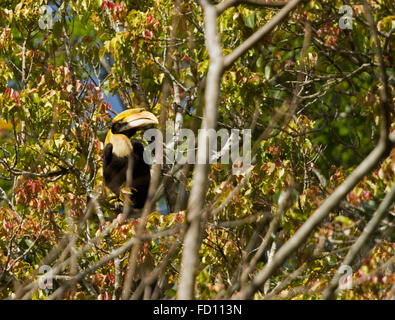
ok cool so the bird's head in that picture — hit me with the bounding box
[107,108,158,139]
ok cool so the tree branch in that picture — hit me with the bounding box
[223,0,306,69]
[178,0,224,300]
[322,181,395,299]
[234,0,393,300]
[216,0,288,15]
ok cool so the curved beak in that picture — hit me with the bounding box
[113,109,159,133]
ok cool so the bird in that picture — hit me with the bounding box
[103,108,158,209]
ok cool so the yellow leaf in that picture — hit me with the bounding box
[267,162,275,175]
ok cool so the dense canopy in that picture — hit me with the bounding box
[0,0,394,300]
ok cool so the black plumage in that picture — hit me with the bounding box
[103,109,158,209]
[103,139,150,208]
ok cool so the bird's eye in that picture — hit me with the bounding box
[112,122,121,133]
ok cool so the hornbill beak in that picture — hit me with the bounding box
[110,108,159,137]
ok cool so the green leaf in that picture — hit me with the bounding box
[335,215,353,226]
[245,13,255,29]
[265,64,271,80]
[256,56,263,68]
[99,46,107,60]
[274,189,299,205]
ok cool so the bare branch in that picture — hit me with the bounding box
[178,0,224,300]
[236,133,391,299]
[361,0,392,142]
[234,0,393,300]
[323,181,395,299]
[216,0,288,14]
[223,0,306,68]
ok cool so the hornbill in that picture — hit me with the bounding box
[103,108,158,209]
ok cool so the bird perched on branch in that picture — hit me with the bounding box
[103,108,158,209]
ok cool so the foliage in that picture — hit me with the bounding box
[0,0,394,300]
